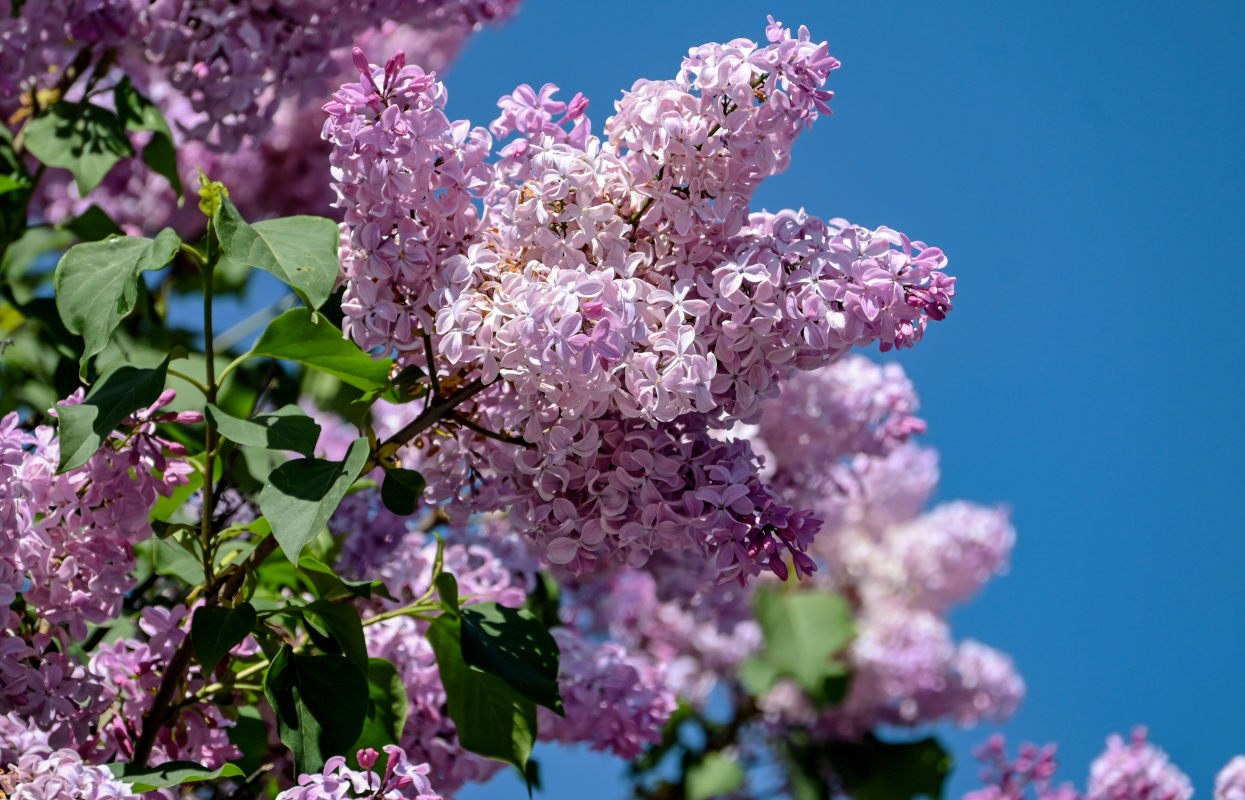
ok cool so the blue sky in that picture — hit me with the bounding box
[432,1,1245,797]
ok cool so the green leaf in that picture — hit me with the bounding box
[214,198,339,310]
[57,358,169,472]
[428,617,535,772]
[62,204,125,242]
[0,174,25,195]
[264,646,370,774]
[258,437,369,564]
[53,228,180,372]
[436,571,460,615]
[249,308,394,393]
[524,571,562,631]
[206,403,322,457]
[350,658,410,768]
[147,536,205,585]
[380,467,425,516]
[686,752,744,800]
[191,603,257,674]
[107,761,244,792]
[114,77,183,200]
[298,555,395,601]
[302,599,368,671]
[25,102,134,194]
[749,586,854,704]
[460,602,563,715]
[821,736,952,800]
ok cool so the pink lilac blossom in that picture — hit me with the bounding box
[87,605,239,767]
[0,747,139,800]
[277,746,441,800]
[0,391,196,640]
[966,731,1199,800]
[1087,728,1193,800]
[964,735,1080,800]
[327,21,954,586]
[32,21,479,235]
[0,610,111,752]
[1216,757,1245,800]
[327,500,676,793]
[538,627,675,759]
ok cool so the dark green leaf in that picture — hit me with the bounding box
[524,571,562,631]
[461,602,563,715]
[206,403,321,457]
[350,658,409,769]
[249,308,394,392]
[380,467,425,516]
[113,77,183,200]
[228,706,270,776]
[25,102,134,194]
[302,599,367,671]
[258,437,369,564]
[686,752,744,800]
[191,603,257,674]
[436,571,460,615]
[57,358,169,472]
[215,198,339,310]
[107,761,244,792]
[63,204,125,242]
[298,555,395,601]
[427,617,535,772]
[264,646,370,774]
[53,228,180,371]
[821,736,952,800]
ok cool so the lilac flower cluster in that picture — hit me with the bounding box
[1217,758,1245,800]
[758,437,1022,736]
[0,391,196,639]
[323,499,676,794]
[32,21,482,235]
[326,22,954,585]
[965,730,1208,800]
[278,746,441,800]
[2,0,517,148]
[1088,728,1193,800]
[538,627,675,759]
[88,605,240,767]
[0,610,110,751]
[0,747,139,800]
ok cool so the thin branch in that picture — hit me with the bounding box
[421,330,441,398]
[450,411,529,447]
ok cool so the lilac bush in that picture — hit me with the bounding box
[0,5,1223,800]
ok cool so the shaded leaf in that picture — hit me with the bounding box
[302,599,367,671]
[113,77,182,200]
[349,658,410,770]
[380,467,425,516]
[107,761,244,792]
[427,617,535,773]
[821,736,952,800]
[461,602,563,715]
[25,102,133,194]
[263,646,369,774]
[62,204,123,241]
[206,403,321,457]
[191,603,257,674]
[257,437,369,564]
[57,358,169,472]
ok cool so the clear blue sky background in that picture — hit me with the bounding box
[423,1,1245,797]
